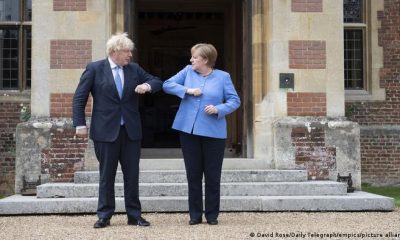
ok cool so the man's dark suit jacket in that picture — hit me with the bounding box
[73,59,162,142]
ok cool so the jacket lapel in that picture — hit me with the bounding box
[102,59,120,99]
[122,67,128,99]
[122,65,134,99]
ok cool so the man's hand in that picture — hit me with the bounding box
[76,127,88,136]
[186,88,202,96]
[204,105,218,115]
[135,83,150,94]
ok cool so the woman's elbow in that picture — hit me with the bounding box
[235,96,241,108]
[162,81,170,92]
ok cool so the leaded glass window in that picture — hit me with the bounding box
[0,29,18,89]
[344,0,363,23]
[344,30,364,89]
[0,0,20,21]
[344,0,366,90]
[25,0,31,21]
[0,0,31,90]
[25,28,31,88]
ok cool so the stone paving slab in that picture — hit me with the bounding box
[0,192,394,215]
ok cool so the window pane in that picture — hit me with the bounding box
[0,29,19,89]
[344,0,363,23]
[25,0,32,21]
[344,29,364,89]
[0,0,20,21]
[25,28,31,89]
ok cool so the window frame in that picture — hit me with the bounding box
[0,0,31,91]
[344,0,386,102]
[344,0,368,91]
[344,27,367,90]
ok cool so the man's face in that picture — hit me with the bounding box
[111,48,132,66]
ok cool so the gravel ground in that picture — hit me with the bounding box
[0,210,399,240]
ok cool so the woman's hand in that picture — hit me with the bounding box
[204,105,218,115]
[186,88,202,96]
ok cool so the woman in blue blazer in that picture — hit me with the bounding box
[163,43,240,225]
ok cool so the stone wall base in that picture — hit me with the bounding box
[15,118,90,194]
[273,117,361,189]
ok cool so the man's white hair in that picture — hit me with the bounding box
[106,32,134,56]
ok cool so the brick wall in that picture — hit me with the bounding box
[50,40,92,69]
[53,0,86,11]
[0,102,29,196]
[346,0,400,125]
[360,128,400,185]
[41,128,87,182]
[50,93,92,118]
[289,40,326,69]
[345,0,400,185]
[291,0,323,12]
[292,127,336,180]
[287,92,327,116]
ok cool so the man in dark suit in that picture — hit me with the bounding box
[73,32,162,228]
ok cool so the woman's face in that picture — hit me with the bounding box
[190,50,208,71]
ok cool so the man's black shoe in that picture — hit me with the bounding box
[207,219,218,225]
[127,216,150,227]
[93,218,110,228]
[189,219,202,225]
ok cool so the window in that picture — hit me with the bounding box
[344,0,366,90]
[0,0,31,90]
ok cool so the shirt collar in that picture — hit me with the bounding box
[108,57,120,69]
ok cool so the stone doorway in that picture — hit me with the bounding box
[129,0,245,157]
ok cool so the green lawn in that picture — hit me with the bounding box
[362,184,400,207]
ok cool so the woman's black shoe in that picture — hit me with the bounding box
[189,219,202,225]
[207,219,218,225]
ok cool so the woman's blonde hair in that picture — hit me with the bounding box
[106,32,134,56]
[191,43,218,67]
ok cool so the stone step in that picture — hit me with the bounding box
[0,192,395,215]
[140,148,239,158]
[138,158,266,170]
[36,181,347,198]
[74,170,308,184]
